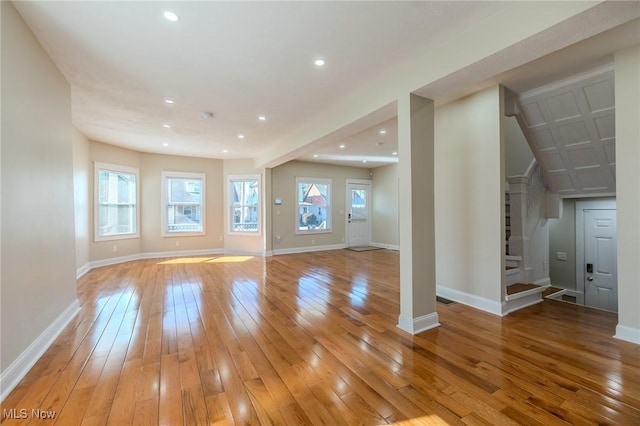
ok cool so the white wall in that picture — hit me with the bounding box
[89,141,142,262]
[614,45,640,342]
[271,161,369,251]
[371,164,399,248]
[504,116,534,177]
[73,127,90,271]
[1,1,78,373]
[140,153,224,254]
[548,199,577,289]
[434,86,504,305]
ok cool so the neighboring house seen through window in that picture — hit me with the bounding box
[228,175,261,235]
[162,171,205,236]
[95,162,139,241]
[296,177,331,233]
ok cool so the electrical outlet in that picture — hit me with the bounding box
[175,240,180,247]
[219,235,223,241]
[112,245,117,253]
[276,235,281,244]
[311,239,315,245]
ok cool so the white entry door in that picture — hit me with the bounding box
[584,209,617,312]
[346,181,371,247]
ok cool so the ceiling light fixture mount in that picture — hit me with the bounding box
[164,98,174,105]
[163,11,180,22]
[314,58,326,67]
[379,129,387,135]
[238,134,245,139]
[202,111,215,119]
[258,115,267,121]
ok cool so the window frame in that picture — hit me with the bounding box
[94,162,140,242]
[227,174,262,236]
[295,177,332,235]
[161,171,206,237]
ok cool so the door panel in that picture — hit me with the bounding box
[347,183,370,247]
[584,209,617,312]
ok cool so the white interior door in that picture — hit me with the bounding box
[346,181,371,247]
[584,209,618,312]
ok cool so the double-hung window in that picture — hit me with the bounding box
[94,162,139,241]
[228,175,261,235]
[162,171,205,236]
[296,177,331,234]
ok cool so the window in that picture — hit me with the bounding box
[228,175,261,235]
[296,177,331,233]
[94,162,139,241]
[162,171,205,236]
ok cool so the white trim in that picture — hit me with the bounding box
[436,285,504,316]
[161,171,206,237]
[614,324,640,345]
[89,253,141,269]
[520,64,614,100]
[575,198,616,308]
[76,263,91,279]
[295,177,332,235]
[503,294,543,315]
[94,162,140,242]
[1,299,80,402]
[371,242,399,251]
[272,243,346,256]
[397,312,440,335]
[505,285,546,302]
[345,179,372,248]
[227,174,262,237]
[533,278,551,287]
[140,249,224,260]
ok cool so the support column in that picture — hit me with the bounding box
[397,93,439,334]
[614,45,640,344]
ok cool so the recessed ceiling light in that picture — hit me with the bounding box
[392,151,398,155]
[223,149,229,153]
[164,98,174,105]
[238,134,245,139]
[258,115,267,121]
[313,154,319,158]
[379,129,387,135]
[162,124,171,128]
[339,144,346,149]
[163,11,180,22]
[314,58,326,67]
[162,143,169,147]
[362,160,368,163]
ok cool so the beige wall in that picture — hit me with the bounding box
[371,163,399,247]
[1,1,78,372]
[271,161,369,250]
[73,127,90,271]
[548,199,577,290]
[140,153,223,254]
[89,141,142,261]
[435,86,504,303]
[504,116,534,177]
[223,159,266,254]
[615,45,640,338]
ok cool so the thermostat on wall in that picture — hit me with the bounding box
[274,198,282,205]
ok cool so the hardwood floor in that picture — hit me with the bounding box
[2,250,639,425]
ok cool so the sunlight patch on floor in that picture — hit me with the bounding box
[206,256,253,263]
[157,257,215,264]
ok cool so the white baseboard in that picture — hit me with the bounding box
[371,242,400,251]
[272,243,346,256]
[436,285,504,316]
[533,278,551,287]
[397,312,440,334]
[1,299,80,402]
[140,248,224,260]
[76,263,91,279]
[614,324,640,344]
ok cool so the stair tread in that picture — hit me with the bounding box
[507,283,541,295]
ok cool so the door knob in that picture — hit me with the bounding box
[587,276,594,281]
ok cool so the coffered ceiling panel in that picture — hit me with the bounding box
[515,66,616,198]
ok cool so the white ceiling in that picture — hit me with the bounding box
[13,2,640,169]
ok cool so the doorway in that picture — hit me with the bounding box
[346,179,371,248]
[576,199,617,312]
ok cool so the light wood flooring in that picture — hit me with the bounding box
[2,250,640,425]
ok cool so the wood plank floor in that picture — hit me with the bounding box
[2,250,639,425]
